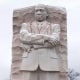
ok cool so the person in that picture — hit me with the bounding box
[20,4,60,80]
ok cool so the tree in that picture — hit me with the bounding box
[68,69,80,80]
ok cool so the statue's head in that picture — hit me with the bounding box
[34,4,48,22]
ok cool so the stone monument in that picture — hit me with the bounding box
[11,4,68,80]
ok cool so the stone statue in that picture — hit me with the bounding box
[12,4,68,80]
[20,4,60,80]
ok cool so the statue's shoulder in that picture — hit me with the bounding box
[46,21,60,26]
[50,23,60,29]
[21,22,33,28]
[22,22,31,26]
[50,23,60,26]
[30,21,37,25]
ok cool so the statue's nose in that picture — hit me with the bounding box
[37,11,42,15]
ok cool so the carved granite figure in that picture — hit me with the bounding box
[20,4,60,80]
[12,4,68,80]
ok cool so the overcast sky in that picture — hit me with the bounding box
[0,0,80,80]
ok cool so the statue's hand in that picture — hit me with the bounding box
[44,40,53,47]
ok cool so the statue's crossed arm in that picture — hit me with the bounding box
[20,23,60,46]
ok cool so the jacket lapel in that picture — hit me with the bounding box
[31,21,39,34]
[40,21,50,34]
[31,21,50,34]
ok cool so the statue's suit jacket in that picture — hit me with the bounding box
[20,21,60,71]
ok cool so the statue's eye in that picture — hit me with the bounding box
[35,10,38,12]
[40,9,44,12]
[35,9,44,13]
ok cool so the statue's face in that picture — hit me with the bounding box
[35,6,48,22]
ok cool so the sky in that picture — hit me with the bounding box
[0,0,80,80]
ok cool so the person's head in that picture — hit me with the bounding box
[34,4,48,22]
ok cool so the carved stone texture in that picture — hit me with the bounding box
[11,4,67,80]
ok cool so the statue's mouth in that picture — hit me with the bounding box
[36,14,42,16]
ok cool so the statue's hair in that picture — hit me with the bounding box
[34,4,49,19]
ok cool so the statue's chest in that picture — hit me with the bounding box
[30,23,53,35]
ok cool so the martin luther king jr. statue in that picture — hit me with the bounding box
[19,4,60,80]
